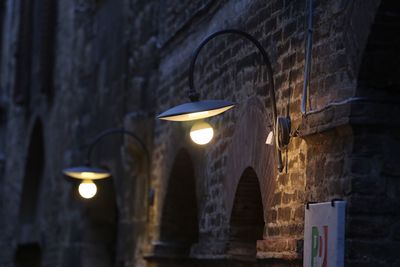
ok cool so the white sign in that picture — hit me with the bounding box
[303,201,346,267]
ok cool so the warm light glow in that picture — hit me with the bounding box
[64,169,110,180]
[190,121,214,145]
[160,105,234,121]
[78,180,97,199]
[188,111,209,118]
[81,172,96,178]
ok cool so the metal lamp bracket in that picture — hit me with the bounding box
[187,29,291,172]
[275,116,291,151]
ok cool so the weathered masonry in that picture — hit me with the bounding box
[0,0,399,267]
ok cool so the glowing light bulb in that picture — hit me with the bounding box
[190,121,214,145]
[78,180,97,199]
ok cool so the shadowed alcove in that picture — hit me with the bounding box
[157,149,199,257]
[356,0,400,99]
[19,119,44,224]
[346,0,400,264]
[227,167,264,260]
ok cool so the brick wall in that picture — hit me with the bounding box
[148,0,398,266]
[0,0,399,267]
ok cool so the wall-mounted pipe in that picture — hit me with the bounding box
[301,0,313,115]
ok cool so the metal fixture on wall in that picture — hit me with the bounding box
[63,128,150,199]
[157,29,290,171]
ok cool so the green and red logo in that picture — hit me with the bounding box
[311,225,328,267]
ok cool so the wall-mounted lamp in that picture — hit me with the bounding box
[63,128,150,199]
[63,165,109,199]
[157,29,290,171]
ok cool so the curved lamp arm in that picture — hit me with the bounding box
[187,29,283,171]
[86,128,150,169]
[83,127,152,220]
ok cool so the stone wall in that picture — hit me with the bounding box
[149,0,371,265]
[149,0,399,266]
[0,0,399,267]
[0,0,154,266]
[346,1,400,265]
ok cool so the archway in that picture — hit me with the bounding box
[227,167,264,260]
[19,119,44,224]
[158,149,198,256]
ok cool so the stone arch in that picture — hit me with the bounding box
[225,97,276,224]
[227,167,264,259]
[157,148,198,256]
[19,119,44,224]
[14,243,42,267]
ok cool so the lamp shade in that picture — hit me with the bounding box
[157,100,235,121]
[63,166,111,180]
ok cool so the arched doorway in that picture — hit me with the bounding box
[15,120,44,266]
[19,119,44,224]
[228,167,264,260]
[157,149,198,256]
